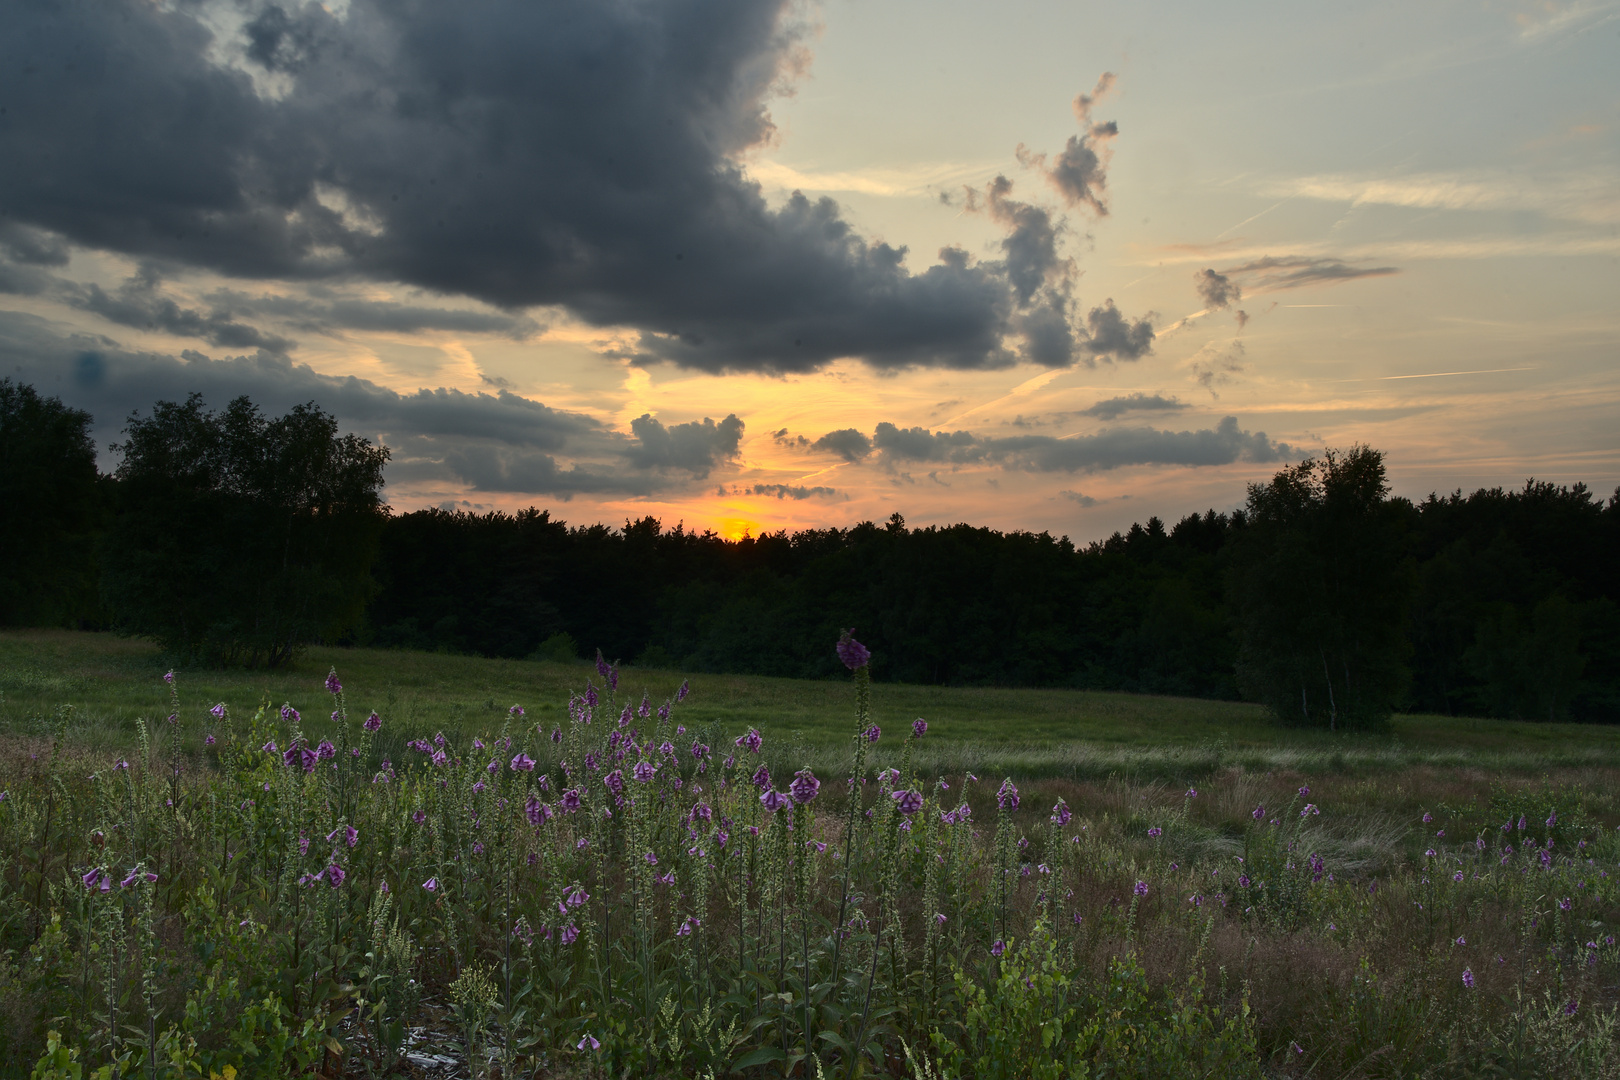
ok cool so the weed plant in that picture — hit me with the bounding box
[0,636,1617,1077]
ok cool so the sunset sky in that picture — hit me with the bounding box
[3,0,1616,541]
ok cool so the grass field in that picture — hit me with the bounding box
[3,628,1617,780]
[7,628,1620,1076]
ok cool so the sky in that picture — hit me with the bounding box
[2,0,1616,541]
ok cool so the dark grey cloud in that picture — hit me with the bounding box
[964,167,1153,366]
[1217,256,1399,293]
[1021,73,1118,217]
[0,309,736,498]
[206,289,544,339]
[1058,489,1097,507]
[811,427,873,462]
[60,270,297,354]
[1082,300,1155,361]
[748,483,840,500]
[1080,393,1188,420]
[770,427,811,450]
[1194,268,1240,309]
[872,422,979,462]
[0,1,1147,375]
[867,415,1287,473]
[625,413,744,478]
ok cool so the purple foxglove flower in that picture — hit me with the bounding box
[1302,804,1319,817]
[893,789,923,815]
[863,725,881,743]
[412,810,427,825]
[691,802,713,823]
[751,765,771,789]
[82,868,102,890]
[423,877,438,892]
[563,923,580,945]
[472,780,486,795]
[326,864,346,887]
[584,684,599,709]
[205,734,216,746]
[511,752,536,772]
[164,669,175,684]
[620,705,633,726]
[525,794,543,825]
[645,851,658,865]
[604,769,625,796]
[325,671,342,694]
[633,761,657,783]
[1238,874,1251,887]
[716,830,729,849]
[209,702,225,720]
[144,871,157,883]
[1565,999,1578,1015]
[1298,785,1310,797]
[991,939,1005,957]
[301,747,318,772]
[1147,827,1163,838]
[1133,880,1149,897]
[561,788,582,812]
[1252,805,1265,820]
[281,705,300,724]
[1462,968,1474,989]
[790,768,821,805]
[577,1033,598,1050]
[431,749,447,768]
[659,741,675,759]
[736,728,763,753]
[638,694,651,718]
[956,802,973,821]
[678,679,690,702]
[567,885,589,906]
[691,741,709,760]
[1051,799,1071,825]
[298,835,311,856]
[761,789,789,813]
[912,718,927,738]
[835,631,870,670]
[996,779,1019,812]
[486,759,499,775]
[658,703,671,720]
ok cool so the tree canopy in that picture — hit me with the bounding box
[102,394,389,667]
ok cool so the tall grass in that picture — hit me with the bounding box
[0,643,1617,1077]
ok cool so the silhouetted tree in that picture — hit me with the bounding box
[0,380,103,625]
[103,394,388,666]
[1227,446,1414,729]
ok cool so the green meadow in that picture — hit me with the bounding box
[5,628,1618,780]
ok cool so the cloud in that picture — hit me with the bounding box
[207,289,544,339]
[59,269,297,355]
[811,427,873,462]
[1025,72,1119,217]
[625,413,744,478]
[1058,489,1097,507]
[867,415,1287,473]
[1080,393,1188,420]
[748,483,841,500]
[0,309,737,498]
[1214,256,1398,294]
[1186,339,1247,397]
[1194,268,1241,309]
[770,427,811,450]
[0,2,1142,375]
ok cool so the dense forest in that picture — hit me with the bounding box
[4,379,1618,723]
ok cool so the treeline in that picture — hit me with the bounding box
[3,380,1618,723]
